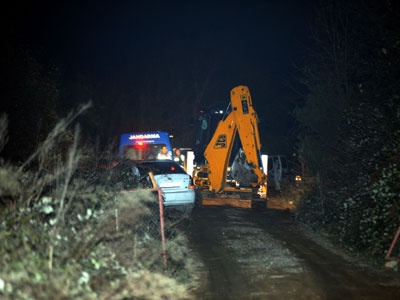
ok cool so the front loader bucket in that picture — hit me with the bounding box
[202,196,252,208]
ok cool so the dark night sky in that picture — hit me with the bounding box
[3,0,316,153]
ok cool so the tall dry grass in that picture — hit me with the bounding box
[0,105,195,300]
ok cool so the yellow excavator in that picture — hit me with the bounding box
[193,85,268,208]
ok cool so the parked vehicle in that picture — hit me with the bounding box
[118,131,173,161]
[106,159,195,214]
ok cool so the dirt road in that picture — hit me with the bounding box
[184,202,400,300]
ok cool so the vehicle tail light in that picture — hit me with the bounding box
[189,177,195,189]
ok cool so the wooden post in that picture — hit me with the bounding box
[386,225,400,260]
[158,187,167,268]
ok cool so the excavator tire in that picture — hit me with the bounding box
[195,189,203,207]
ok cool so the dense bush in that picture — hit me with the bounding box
[294,1,400,264]
[0,109,195,299]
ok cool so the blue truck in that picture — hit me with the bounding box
[119,131,173,161]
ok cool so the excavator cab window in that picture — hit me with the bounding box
[241,99,249,114]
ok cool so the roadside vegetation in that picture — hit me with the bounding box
[0,107,197,299]
[293,1,400,266]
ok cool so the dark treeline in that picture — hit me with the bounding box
[294,0,400,260]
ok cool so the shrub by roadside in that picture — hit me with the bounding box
[0,107,196,300]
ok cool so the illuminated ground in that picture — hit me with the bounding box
[183,202,400,300]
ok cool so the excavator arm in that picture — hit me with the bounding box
[204,108,237,192]
[204,85,265,193]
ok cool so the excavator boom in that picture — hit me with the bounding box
[203,85,266,194]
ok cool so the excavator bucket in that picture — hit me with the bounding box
[202,196,252,208]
